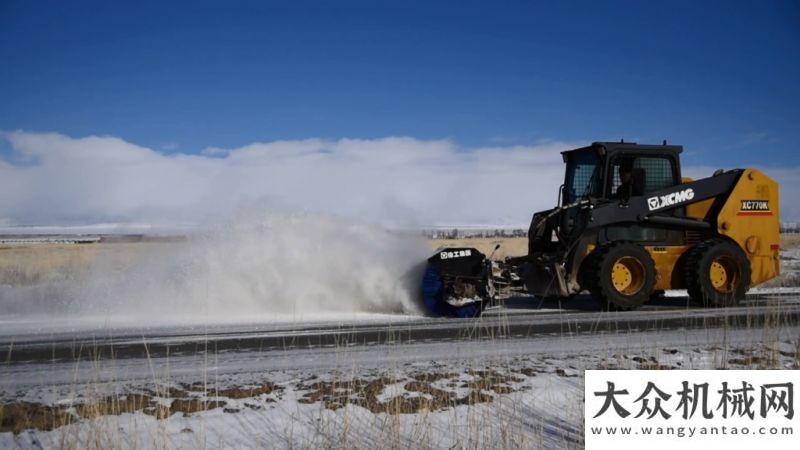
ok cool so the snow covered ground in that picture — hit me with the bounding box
[1,322,797,449]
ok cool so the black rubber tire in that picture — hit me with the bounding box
[586,242,657,310]
[684,239,750,307]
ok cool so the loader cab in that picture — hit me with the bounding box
[559,142,684,244]
[561,142,683,205]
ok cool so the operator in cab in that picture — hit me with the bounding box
[614,159,635,200]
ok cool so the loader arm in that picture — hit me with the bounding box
[586,170,741,229]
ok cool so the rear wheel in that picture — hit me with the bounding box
[587,242,656,310]
[685,240,750,307]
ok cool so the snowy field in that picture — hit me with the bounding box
[1,323,797,449]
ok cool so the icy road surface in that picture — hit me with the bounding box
[1,289,798,365]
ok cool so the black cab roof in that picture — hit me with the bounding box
[561,141,683,162]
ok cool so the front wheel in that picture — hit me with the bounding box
[586,242,657,310]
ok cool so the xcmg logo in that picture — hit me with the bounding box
[439,249,472,260]
[647,188,695,211]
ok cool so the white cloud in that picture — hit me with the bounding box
[0,132,572,227]
[0,131,798,228]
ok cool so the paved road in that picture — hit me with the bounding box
[2,292,798,363]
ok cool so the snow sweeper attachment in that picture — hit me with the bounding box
[421,141,781,317]
[421,248,495,318]
[421,245,528,317]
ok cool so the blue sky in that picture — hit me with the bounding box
[1,0,799,167]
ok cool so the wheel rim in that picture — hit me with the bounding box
[709,255,740,293]
[611,256,645,295]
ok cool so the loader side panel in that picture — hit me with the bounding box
[644,245,691,290]
[681,177,716,222]
[716,169,781,286]
[685,197,715,221]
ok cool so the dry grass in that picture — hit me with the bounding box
[782,233,800,250]
[294,370,522,414]
[0,369,536,434]
[0,356,573,448]
[0,242,173,287]
[1,233,796,288]
[0,244,99,286]
[0,237,528,288]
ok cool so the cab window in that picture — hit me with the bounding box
[608,155,677,198]
[563,150,601,203]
